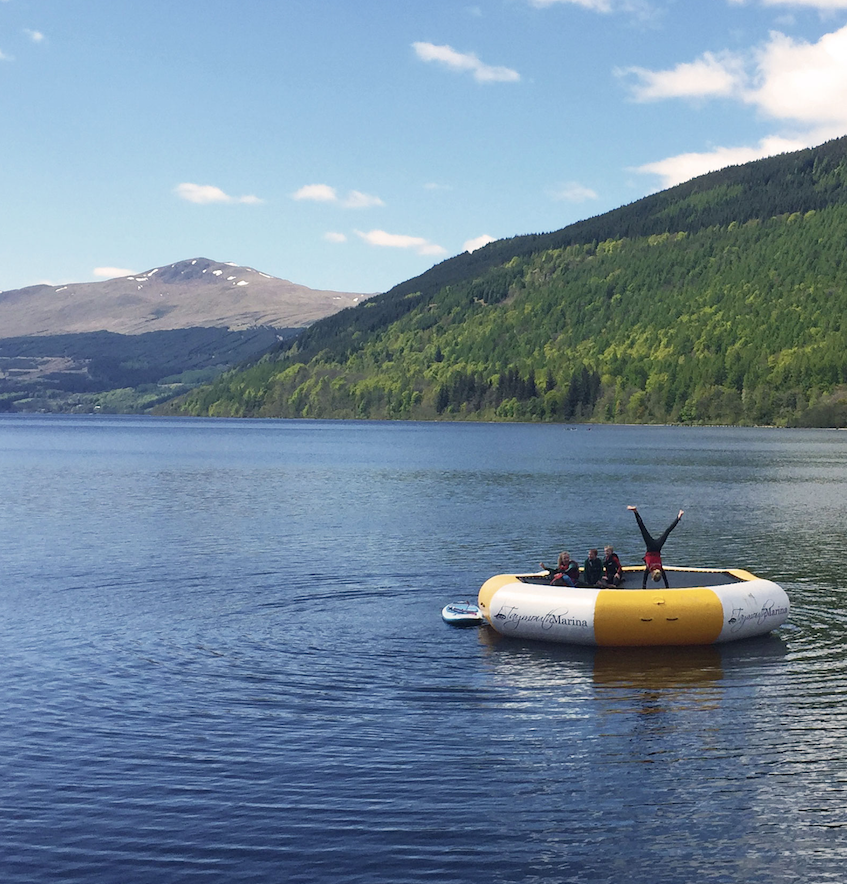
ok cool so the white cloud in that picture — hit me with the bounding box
[528,0,660,13]
[550,181,599,202]
[412,42,520,84]
[94,266,136,279]
[342,190,385,209]
[464,234,496,253]
[625,25,847,118]
[748,26,847,127]
[632,23,847,188]
[174,183,262,205]
[635,135,810,188]
[621,51,745,101]
[24,29,45,43]
[292,183,384,208]
[730,0,847,7]
[356,229,447,256]
[324,232,347,243]
[529,0,613,9]
[293,183,338,202]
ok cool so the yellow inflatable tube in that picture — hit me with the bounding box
[478,566,789,647]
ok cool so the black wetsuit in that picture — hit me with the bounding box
[583,556,604,586]
[602,552,623,584]
[633,510,681,588]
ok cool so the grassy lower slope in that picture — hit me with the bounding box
[0,326,296,413]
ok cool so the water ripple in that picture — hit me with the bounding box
[4,418,847,882]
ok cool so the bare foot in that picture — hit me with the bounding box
[627,505,637,511]
[678,509,684,519]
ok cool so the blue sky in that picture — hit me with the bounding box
[3,0,847,296]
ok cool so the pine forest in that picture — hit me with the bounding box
[162,137,847,427]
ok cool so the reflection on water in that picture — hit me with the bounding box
[479,626,789,691]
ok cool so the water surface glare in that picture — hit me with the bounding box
[1,416,846,883]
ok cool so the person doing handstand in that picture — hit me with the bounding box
[627,505,684,588]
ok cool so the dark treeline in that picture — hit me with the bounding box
[434,366,600,419]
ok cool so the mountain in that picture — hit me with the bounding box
[0,257,369,337]
[0,258,371,413]
[161,136,847,428]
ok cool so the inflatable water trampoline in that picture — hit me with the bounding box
[477,566,789,647]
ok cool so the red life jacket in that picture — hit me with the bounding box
[551,561,579,586]
[643,551,663,570]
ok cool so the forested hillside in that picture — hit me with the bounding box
[161,136,847,427]
[0,327,297,413]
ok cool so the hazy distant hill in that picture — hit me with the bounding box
[0,257,369,337]
[163,136,847,427]
[0,258,371,413]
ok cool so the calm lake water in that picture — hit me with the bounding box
[1,415,846,883]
